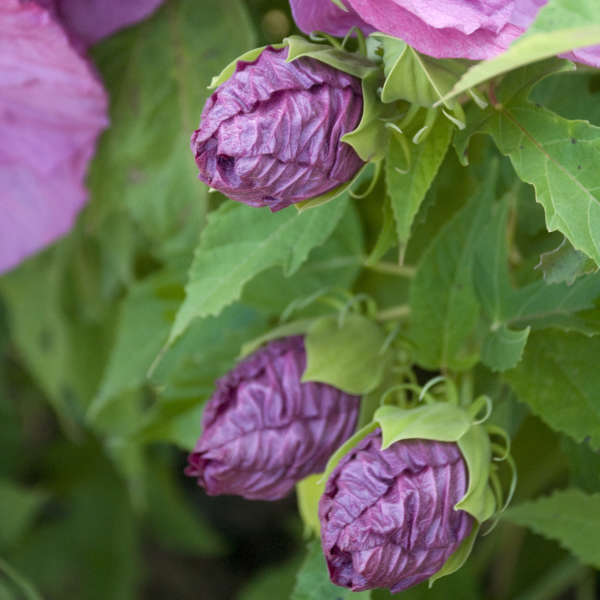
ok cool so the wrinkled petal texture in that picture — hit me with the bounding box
[320,431,473,593]
[191,47,365,211]
[54,0,163,46]
[186,337,361,500]
[0,0,108,275]
[289,0,374,37]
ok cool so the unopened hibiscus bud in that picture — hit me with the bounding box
[191,47,365,211]
[186,336,360,500]
[319,430,473,593]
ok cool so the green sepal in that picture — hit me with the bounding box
[329,0,348,10]
[295,163,371,212]
[208,44,284,89]
[374,403,472,449]
[296,473,324,538]
[429,523,480,586]
[374,35,470,108]
[319,422,379,484]
[284,35,378,80]
[239,318,316,358]
[302,314,389,395]
[342,70,395,161]
[456,424,497,523]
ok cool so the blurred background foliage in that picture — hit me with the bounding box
[1,0,600,599]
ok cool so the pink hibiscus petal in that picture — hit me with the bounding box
[54,0,163,46]
[289,0,374,38]
[0,0,108,275]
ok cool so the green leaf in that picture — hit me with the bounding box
[88,0,257,258]
[168,198,349,344]
[440,0,600,103]
[537,238,598,285]
[504,489,600,568]
[90,269,186,418]
[561,437,600,493]
[374,403,472,449]
[386,116,453,245]
[146,460,225,556]
[376,36,469,108]
[0,242,115,436]
[302,314,388,394]
[456,62,600,266]
[481,325,531,372]
[504,330,600,449]
[238,558,301,600]
[291,541,370,600]
[0,481,46,550]
[243,202,364,314]
[409,186,493,370]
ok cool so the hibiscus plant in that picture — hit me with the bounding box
[1,0,600,599]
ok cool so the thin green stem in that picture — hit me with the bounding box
[363,261,416,278]
[375,305,411,321]
[0,558,43,600]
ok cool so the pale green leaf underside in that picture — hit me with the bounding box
[481,325,531,372]
[303,314,388,394]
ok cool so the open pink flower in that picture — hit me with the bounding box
[54,0,163,47]
[0,0,162,276]
[289,0,600,67]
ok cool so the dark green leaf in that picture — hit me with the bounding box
[89,0,257,258]
[504,489,600,568]
[386,116,453,245]
[504,330,600,449]
[409,186,492,370]
[169,198,349,343]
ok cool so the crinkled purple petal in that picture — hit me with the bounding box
[319,431,473,593]
[0,0,108,275]
[191,47,364,211]
[53,0,164,46]
[185,337,361,501]
[289,0,374,37]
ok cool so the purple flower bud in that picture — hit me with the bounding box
[319,431,473,593]
[191,47,365,211]
[186,336,361,500]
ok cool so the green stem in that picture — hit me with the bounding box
[0,558,43,600]
[363,261,416,278]
[375,305,411,321]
